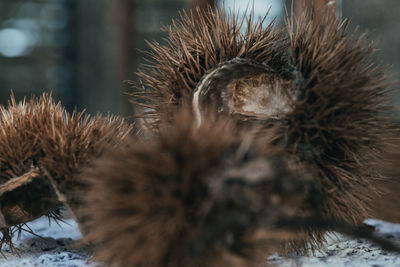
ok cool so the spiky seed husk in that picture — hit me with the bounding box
[130,7,289,125]
[0,93,132,243]
[131,6,394,251]
[284,8,391,228]
[39,107,133,224]
[0,94,64,231]
[80,109,318,267]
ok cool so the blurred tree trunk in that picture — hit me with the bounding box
[296,0,341,18]
[191,0,217,10]
[75,0,137,116]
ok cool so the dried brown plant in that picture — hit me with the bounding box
[0,93,132,248]
[81,108,318,267]
[130,6,394,253]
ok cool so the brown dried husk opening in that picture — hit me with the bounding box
[0,93,133,252]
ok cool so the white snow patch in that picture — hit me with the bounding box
[268,219,400,267]
[0,216,95,267]
[0,217,399,266]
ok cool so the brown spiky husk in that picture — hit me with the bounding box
[130,6,393,252]
[131,7,290,124]
[80,109,320,266]
[0,94,64,230]
[283,8,390,227]
[38,104,133,223]
[0,93,132,245]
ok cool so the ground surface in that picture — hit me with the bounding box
[269,219,400,266]
[0,217,399,266]
[0,217,93,267]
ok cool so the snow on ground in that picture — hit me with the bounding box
[0,217,94,267]
[0,217,399,266]
[269,219,400,267]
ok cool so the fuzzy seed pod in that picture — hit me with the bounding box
[0,93,132,244]
[131,6,394,252]
[81,109,317,267]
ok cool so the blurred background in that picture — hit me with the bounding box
[0,0,399,117]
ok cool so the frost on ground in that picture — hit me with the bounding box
[0,216,95,267]
[0,217,399,267]
[269,219,400,267]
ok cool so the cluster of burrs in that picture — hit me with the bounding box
[0,5,399,267]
